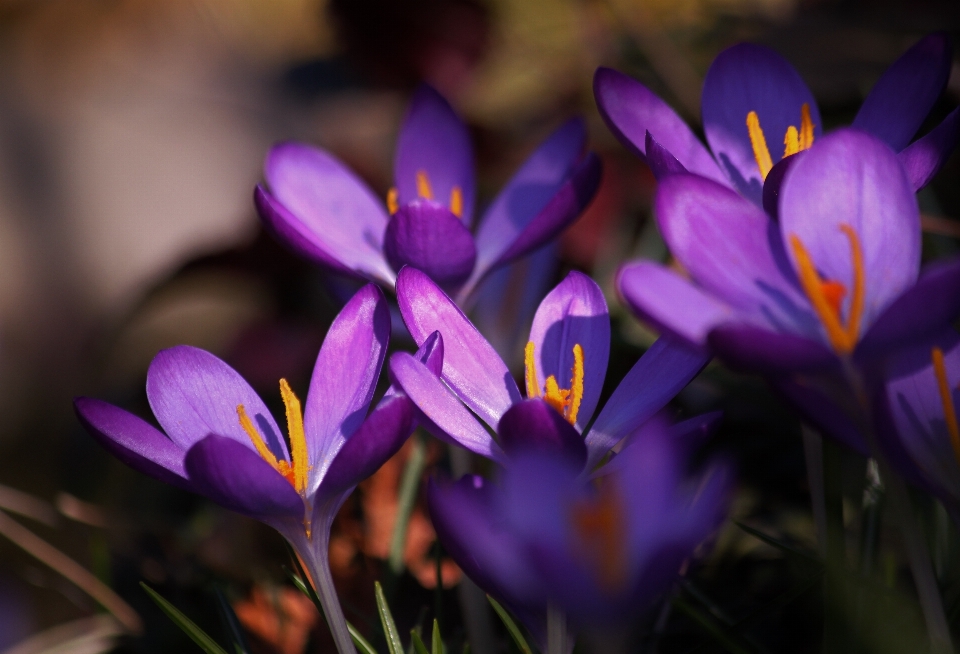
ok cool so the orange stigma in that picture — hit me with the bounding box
[524,341,584,425]
[570,482,627,592]
[416,170,433,200]
[386,188,399,215]
[932,347,960,467]
[789,224,865,355]
[747,103,815,179]
[450,186,463,218]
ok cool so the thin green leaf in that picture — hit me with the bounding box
[140,582,229,654]
[431,618,443,654]
[672,596,755,654]
[410,629,430,654]
[212,586,250,654]
[349,621,379,654]
[375,581,404,654]
[390,433,427,574]
[735,521,822,566]
[486,595,532,654]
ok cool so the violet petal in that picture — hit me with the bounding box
[708,323,838,374]
[497,399,588,467]
[897,106,960,192]
[644,131,689,179]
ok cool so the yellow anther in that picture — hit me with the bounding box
[799,103,815,151]
[450,186,463,218]
[524,341,540,399]
[279,379,309,494]
[524,342,584,425]
[387,188,399,215]
[746,111,774,180]
[783,125,800,157]
[932,347,960,467]
[789,224,865,355]
[238,404,295,485]
[570,482,627,592]
[416,170,433,200]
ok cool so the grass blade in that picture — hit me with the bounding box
[431,619,443,654]
[140,582,228,654]
[410,629,430,654]
[349,621,379,654]
[486,595,532,654]
[212,585,250,654]
[375,581,404,654]
[735,521,822,566]
[390,433,427,575]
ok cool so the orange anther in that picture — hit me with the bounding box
[932,347,960,467]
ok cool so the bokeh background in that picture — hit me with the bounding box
[0,0,957,652]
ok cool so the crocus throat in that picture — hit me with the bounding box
[386,169,463,218]
[746,103,814,180]
[931,347,960,467]
[789,224,865,355]
[524,341,584,425]
[570,482,627,593]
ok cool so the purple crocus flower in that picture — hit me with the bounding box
[595,34,958,208]
[617,128,960,453]
[74,284,419,654]
[254,85,602,304]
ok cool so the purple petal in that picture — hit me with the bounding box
[702,43,821,206]
[394,85,475,225]
[761,152,801,220]
[585,336,709,468]
[389,352,506,462]
[397,267,521,427]
[185,435,305,520]
[853,33,953,151]
[304,284,390,484]
[708,324,838,374]
[616,260,733,348]
[593,67,725,184]
[780,129,920,328]
[383,201,477,293]
[146,346,286,457]
[497,399,587,467]
[318,395,415,499]
[898,106,960,192]
[772,379,868,456]
[74,398,190,490]
[262,142,394,283]
[644,131,688,180]
[528,271,609,430]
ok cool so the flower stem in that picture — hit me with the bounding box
[822,438,847,654]
[547,605,568,654]
[305,537,357,654]
[801,425,827,558]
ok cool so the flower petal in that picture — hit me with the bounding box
[585,336,709,468]
[262,142,394,283]
[897,106,960,192]
[74,398,190,489]
[702,43,821,206]
[383,201,477,293]
[772,379,868,456]
[761,151,801,220]
[853,33,953,151]
[593,67,726,184]
[147,345,287,457]
[780,128,920,327]
[394,85,475,225]
[497,399,587,467]
[644,131,689,180]
[304,284,390,485]
[528,271,609,430]
[397,267,521,427]
[708,324,838,374]
[185,435,305,520]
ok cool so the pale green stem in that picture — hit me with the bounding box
[547,605,568,654]
[389,433,427,575]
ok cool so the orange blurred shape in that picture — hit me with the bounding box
[234,586,319,654]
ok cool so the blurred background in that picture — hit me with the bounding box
[0,0,957,651]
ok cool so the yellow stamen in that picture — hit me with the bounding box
[524,341,540,399]
[783,125,800,158]
[450,186,463,218]
[799,103,815,151]
[746,111,774,180]
[543,376,568,417]
[570,482,627,592]
[932,347,960,467]
[525,342,584,425]
[238,404,295,486]
[568,344,584,425]
[387,188,399,215]
[279,379,309,494]
[416,170,433,200]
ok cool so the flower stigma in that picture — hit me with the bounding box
[746,103,815,179]
[524,341,584,425]
[385,169,463,217]
[570,481,628,593]
[931,347,960,467]
[789,223,865,354]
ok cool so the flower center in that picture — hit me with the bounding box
[386,169,463,218]
[523,341,584,425]
[237,379,310,496]
[569,482,627,592]
[789,224,865,355]
[746,103,815,180]
[931,347,960,467]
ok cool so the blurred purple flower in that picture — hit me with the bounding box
[75,284,419,654]
[595,34,958,209]
[254,85,601,303]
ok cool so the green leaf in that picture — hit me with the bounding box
[349,621,379,654]
[486,595,533,654]
[410,629,430,654]
[390,433,427,574]
[212,586,249,654]
[140,582,229,654]
[375,581,404,654]
[735,521,822,566]
[431,618,443,654]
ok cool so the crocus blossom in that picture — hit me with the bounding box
[74,284,420,654]
[254,84,601,304]
[595,33,958,207]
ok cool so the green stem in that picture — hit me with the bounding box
[390,433,428,575]
[547,605,568,654]
[822,438,846,654]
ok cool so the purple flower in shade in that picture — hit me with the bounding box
[254,85,602,304]
[595,34,958,210]
[617,127,960,454]
[74,284,421,654]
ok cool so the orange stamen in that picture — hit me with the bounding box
[387,188,399,215]
[450,186,463,218]
[783,125,800,158]
[932,347,960,467]
[238,404,295,486]
[525,342,584,425]
[570,482,627,592]
[799,103,815,151]
[524,341,540,399]
[746,111,774,180]
[416,170,433,200]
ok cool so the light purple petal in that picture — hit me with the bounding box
[74,398,190,490]
[262,142,395,283]
[185,435,305,520]
[702,43,821,206]
[853,33,953,151]
[397,267,521,427]
[383,201,477,293]
[898,106,960,192]
[616,260,733,348]
[585,336,709,468]
[304,284,390,486]
[644,131,688,180]
[146,345,287,458]
[497,399,587,467]
[389,352,505,462]
[761,151,801,220]
[394,85,475,225]
[780,128,920,329]
[528,271,609,430]
[707,324,838,374]
[594,67,726,184]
